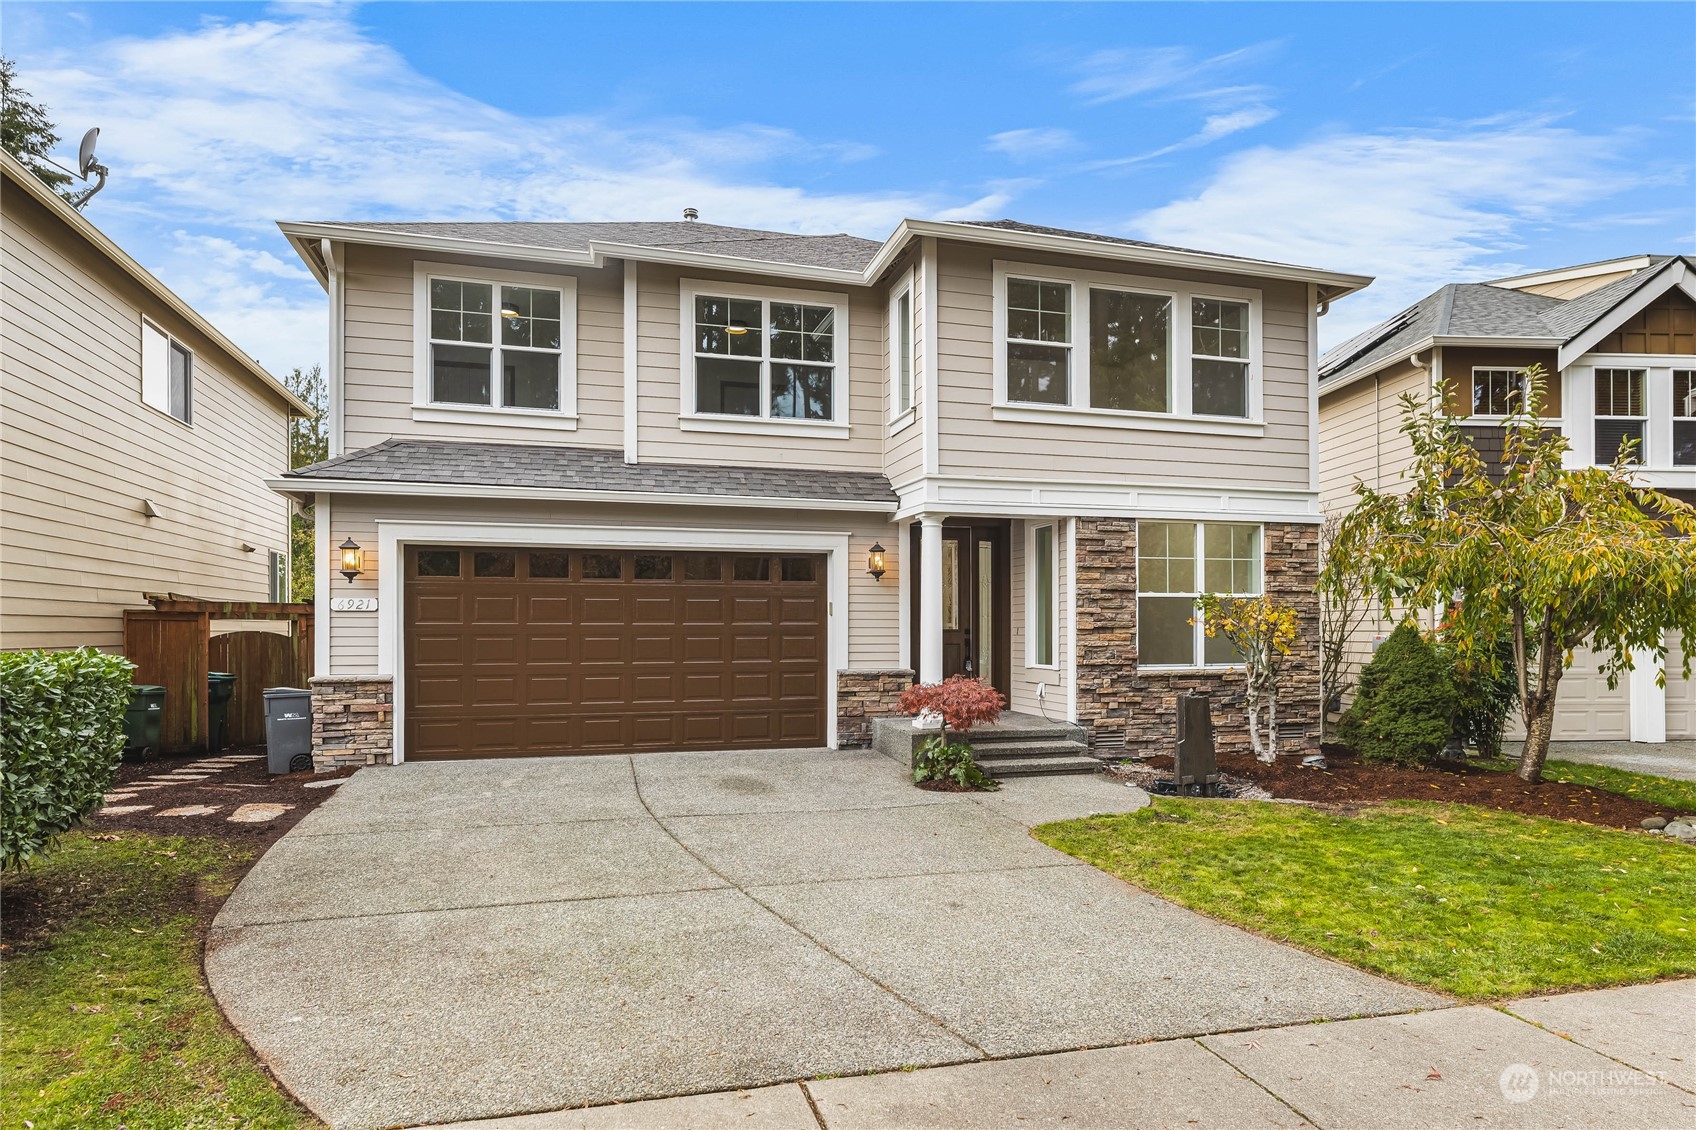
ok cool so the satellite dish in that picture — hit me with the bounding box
[69,127,110,211]
[78,128,101,177]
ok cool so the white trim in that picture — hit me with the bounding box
[314,494,330,676]
[888,408,917,437]
[1465,365,1531,418]
[1062,516,1078,723]
[1486,256,1655,289]
[411,260,579,419]
[991,259,1264,424]
[623,259,639,463]
[918,515,945,683]
[411,404,580,429]
[1307,283,1320,494]
[896,518,912,673]
[894,473,1319,524]
[677,276,851,430]
[267,475,898,514]
[989,403,1265,436]
[375,520,855,761]
[1629,648,1668,744]
[1134,518,1264,671]
[1024,521,1059,669]
[324,240,344,455]
[921,238,941,477]
[139,316,194,427]
[888,266,916,420]
[1560,260,1694,369]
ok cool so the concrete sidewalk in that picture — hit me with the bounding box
[437,979,1696,1129]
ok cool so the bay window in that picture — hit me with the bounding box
[1594,368,1645,464]
[996,263,1258,422]
[1137,521,1262,668]
[685,281,847,425]
[416,264,575,419]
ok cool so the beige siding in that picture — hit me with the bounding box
[340,244,625,452]
[320,495,900,674]
[1317,358,1428,515]
[933,241,1315,486]
[634,263,886,470]
[1510,270,1636,300]
[1,188,292,650]
[883,250,926,487]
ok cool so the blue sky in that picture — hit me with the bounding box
[5,2,1692,373]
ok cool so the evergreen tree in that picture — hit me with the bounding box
[1,58,72,193]
[1340,622,1456,767]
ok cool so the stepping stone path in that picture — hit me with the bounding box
[159,805,220,817]
[228,803,293,823]
[302,778,345,789]
[100,805,153,815]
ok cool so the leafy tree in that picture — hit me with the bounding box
[1193,593,1299,761]
[1339,621,1456,766]
[284,365,327,602]
[1,57,72,193]
[1318,512,1374,737]
[1442,630,1520,759]
[1324,367,1696,782]
[897,675,1005,791]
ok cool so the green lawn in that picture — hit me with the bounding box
[1529,759,1696,813]
[1,832,317,1129]
[1036,799,1696,1000]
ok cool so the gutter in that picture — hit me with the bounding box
[265,475,899,514]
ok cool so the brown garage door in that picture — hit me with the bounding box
[404,546,826,759]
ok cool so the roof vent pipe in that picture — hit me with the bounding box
[682,207,699,222]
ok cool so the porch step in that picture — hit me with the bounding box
[971,740,1096,761]
[980,754,1102,779]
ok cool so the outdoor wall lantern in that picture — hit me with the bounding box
[337,537,365,584]
[866,542,887,582]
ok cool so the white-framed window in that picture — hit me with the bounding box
[412,262,578,424]
[1471,367,1525,417]
[889,273,915,418]
[1675,370,1696,467]
[679,278,851,432]
[1136,521,1262,668]
[1027,523,1057,667]
[992,261,1261,425]
[140,319,193,424]
[1594,368,1645,465]
[268,550,287,603]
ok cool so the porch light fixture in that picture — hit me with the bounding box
[866,542,886,581]
[337,537,364,584]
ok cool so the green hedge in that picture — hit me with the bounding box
[1339,622,1456,767]
[1,648,134,869]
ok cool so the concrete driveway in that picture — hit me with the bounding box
[207,747,1442,1129]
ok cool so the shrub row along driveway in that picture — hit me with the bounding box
[206,748,1440,1129]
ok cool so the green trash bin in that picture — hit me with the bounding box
[124,685,166,760]
[208,672,237,753]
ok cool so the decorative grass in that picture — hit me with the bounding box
[1,832,317,1129]
[1036,798,1696,1000]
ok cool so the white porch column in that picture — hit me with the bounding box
[1630,646,1667,744]
[918,514,945,684]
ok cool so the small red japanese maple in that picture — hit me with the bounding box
[896,675,1006,744]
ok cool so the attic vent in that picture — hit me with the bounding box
[682,207,699,222]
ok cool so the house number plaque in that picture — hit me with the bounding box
[329,596,378,612]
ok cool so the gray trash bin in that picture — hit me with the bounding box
[263,687,314,775]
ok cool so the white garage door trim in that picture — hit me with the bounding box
[376,520,853,763]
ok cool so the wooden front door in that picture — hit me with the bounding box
[912,521,1010,698]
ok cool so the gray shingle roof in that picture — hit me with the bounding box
[319,220,883,272]
[1319,255,1692,386]
[285,439,899,505]
[945,219,1344,276]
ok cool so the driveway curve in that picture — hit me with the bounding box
[207,747,1442,1129]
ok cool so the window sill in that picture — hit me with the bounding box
[1025,662,1060,672]
[679,415,851,440]
[412,404,579,429]
[991,403,1264,435]
[140,399,195,430]
[889,408,917,437]
[1138,664,1246,673]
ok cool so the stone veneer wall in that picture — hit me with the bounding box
[836,668,914,748]
[1074,520,1321,760]
[310,674,394,771]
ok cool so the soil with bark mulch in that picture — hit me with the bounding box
[1117,747,1692,831]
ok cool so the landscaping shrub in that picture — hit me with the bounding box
[911,738,999,790]
[1339,622,1456,766]
[1445,637,1521,759]
[1,648,133,868]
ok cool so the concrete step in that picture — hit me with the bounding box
[980,755,1103,778]
[970,740,1094,761]
[967,725,1086,746]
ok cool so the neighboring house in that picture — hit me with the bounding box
[1317,253,1696,744]
[0,150,309,651]
[274,213,1369,768]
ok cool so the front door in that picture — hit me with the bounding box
[913,521,1010,698]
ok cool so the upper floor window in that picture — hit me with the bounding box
[1137,521,1262,668]
[140,319,192,425]
[413,263,577,423]
[682,280,849,429]
[890,284,915,416]
[1594,368,1645,465]
[995,263,1260,423]
[1471,368,1525,416]
[1675,370,1696,467]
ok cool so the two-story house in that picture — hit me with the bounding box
[273,214,1368,769]
[1,150,308,651]
[1317,253,1696,745]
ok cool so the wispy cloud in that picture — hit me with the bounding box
[1132,117,1639,345]
[1069,43,1280,107]
[17,11,999,370]
[986,127,1078,161]
[1088,105,1279,170]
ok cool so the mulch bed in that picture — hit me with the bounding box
[1116,746,1692,831]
